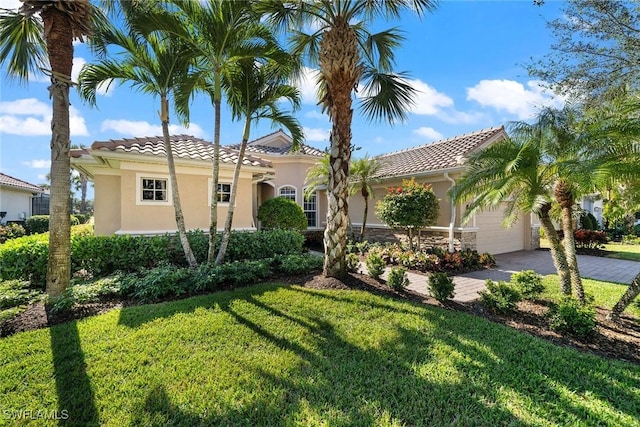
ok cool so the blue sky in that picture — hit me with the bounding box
[0,0,566,196]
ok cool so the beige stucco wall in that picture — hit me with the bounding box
[93,162,256,235]
[94,174,121,235]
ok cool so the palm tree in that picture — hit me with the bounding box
[0,0,97,297]
[349,155,384,242]
[304,153,330,201]
[79,7,198,267]
[258,0,438,278]
[154,0,278,264]
[215,57,303,264]
[450,134,573,295]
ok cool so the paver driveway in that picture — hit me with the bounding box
[403,250,640,302]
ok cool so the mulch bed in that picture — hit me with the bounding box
[1,272,639,365]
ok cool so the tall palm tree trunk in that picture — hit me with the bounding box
[215,119,250,265]
[555,180,585,303]
[161,97,197,268]
[44,7,73,297]
[320,17,360,278]
[608,273,640,321]
[79,173,88,214]
[538,203,571,295]
[208,72,222,264]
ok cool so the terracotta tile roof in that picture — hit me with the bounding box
[229,142,325,157]
[374,127,506,178]
[0,172,44,193]
[90,135,272,168]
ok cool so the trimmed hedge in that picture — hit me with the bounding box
[25,215,80,235]
[257,197,307,231]
[0,229,304,288]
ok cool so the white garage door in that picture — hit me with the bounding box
[475,207,526,254]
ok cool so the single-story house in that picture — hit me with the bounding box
[0,172,47,224]
[71,127,539,254]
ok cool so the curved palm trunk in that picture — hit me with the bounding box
[215,119,250,265]
[538,204,571,295]
[320,17,360,278]
[608,273,640,321]
[207,71,222,264]
[360,194,368,242]
[555,181,584,303]
[161,97,197,268]
[44,7,73,297]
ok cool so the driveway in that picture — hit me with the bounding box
[404,250,640,302]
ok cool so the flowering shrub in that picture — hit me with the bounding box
[375,244,493,274]
[574,229,608,249]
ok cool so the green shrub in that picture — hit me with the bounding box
[548,297,596,339]
[345,253,360,273]
[480,280,521,314]
[574,229,608,249]
[428,272,455,303]
[365,252,386,280]
[219,260,272,287]
[50,276,123,313]
[70,215,80,226]
[510,270,544,300]
[0,233,49,285]
[129,264,194,303]
[257,197,307,231]
[387,266,409,290]
[0,223,26,243]
[277,254,323,275]
[0,280,42,309]
[74,214,91,224]
[25,215,50,234]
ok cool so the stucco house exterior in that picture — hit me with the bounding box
[0,173,47,224]
[71,127,539,254]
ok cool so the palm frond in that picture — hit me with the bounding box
[0,11,46,83]
[358,69,415,124]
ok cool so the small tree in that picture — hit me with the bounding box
[257,197,307,231]
[376,178,439,250]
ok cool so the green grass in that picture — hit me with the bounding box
[541,275,640,318]
[604,243,640,261]
[1,284,639,426]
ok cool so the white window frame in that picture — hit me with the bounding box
[303,188,318,228]
[278,185,297,203]
[136,173,172,206]
[208,179,232,205]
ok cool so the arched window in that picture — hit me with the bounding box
[278,186,296,202]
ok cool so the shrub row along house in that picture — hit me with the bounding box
[70,127,540,255]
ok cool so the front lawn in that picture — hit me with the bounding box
[604,243,640,262]
[1,283,638,426]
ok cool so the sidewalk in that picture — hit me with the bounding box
[360,250,640,303]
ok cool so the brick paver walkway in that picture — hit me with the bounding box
[362,250,640,302]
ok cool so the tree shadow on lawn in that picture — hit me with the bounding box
[123,285,640,426]
[47,310,99,426]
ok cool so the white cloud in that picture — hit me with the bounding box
[100,119,205,138]
[0,98,89,136]
[3,0,21,11]
[407,79,454,115]
[466,79,566,120]
[295,67,320,105]
[436,110,486,125]
[413,127,443,141]
[21,159,51,169]
[303,127,329,142]
[304,110,326,120]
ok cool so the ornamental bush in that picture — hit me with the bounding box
[376,178,439,250]
[25,215,50,234]
[479,279,522,314]
[510,270,544,300]
[428,272,455,303]
[574,229,608,249]
[549,297,596,339]
[365,252,386,280]
[0,223,26,243]
[257,197,307,231]
[387,266,409,290]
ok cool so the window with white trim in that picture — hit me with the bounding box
[136,173,172,206]
[218,183,231,203]
[208,179,232,204]
[279,186,296,202]
[303,192,317,227]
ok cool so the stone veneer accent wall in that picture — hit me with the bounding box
[529,225,541,250]
[356,226,477,252]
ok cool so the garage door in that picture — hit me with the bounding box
[475,207,526,254]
